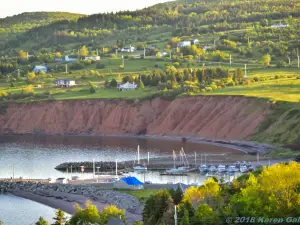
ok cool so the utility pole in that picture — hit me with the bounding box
[93,159,95,179]
[288,56,291,66]
[174,205,178,225]
[144,47,146,58]
[116,49,118,58]
[244,64,247,79]
[70,165,73,179]
[230,54,232,66]
[96,167,100,183]
[297,49,299,68]
[170,50,172,60]
[96,49,99,56]
[257,152,260,163]
[80,166,84,177]
[12,165,15,180]
[115,160,118,177]
[65,64,68,74]
[194,152,197,167]
[122,55,124,67]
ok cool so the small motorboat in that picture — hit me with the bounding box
[208,165,217,173]
[133,165,147,171]
[240,165,248,173]
[165,167,187,174]
[199,165,208,173]
[227,165,239,173]
[217,165,227,173]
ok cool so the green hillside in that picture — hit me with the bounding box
[1,0,299,54]
[0,12,85,48]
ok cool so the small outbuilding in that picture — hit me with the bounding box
[55,79,76,88]
[56,178,68,184]
[113,176,144,189]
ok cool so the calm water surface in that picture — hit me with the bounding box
[0,135,241,224]
[0,135,240,181]
[0,194,69,225]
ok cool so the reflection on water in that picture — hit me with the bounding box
[0,194,61,225]
[0,135,242,183]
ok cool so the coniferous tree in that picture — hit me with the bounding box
[36,217,50,225]
[52,209,68,225]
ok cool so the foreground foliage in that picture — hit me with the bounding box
[142,162,300,225]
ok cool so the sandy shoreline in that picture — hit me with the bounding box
[10,189,142,224]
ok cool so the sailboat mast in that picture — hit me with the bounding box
[194,152,196,166]
[116,160,118,176]
[173,150,176,168]
[137,145,140,164]
[181,148,189,167]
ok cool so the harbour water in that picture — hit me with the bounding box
[0,135,242,181]
[0,135,243,224]
[0,193,69,225]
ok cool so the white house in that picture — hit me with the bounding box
[192,39,199,45]
[85,56,100,61]
[56,178,68,184]
[203,46,213,51]
[271,24,288,28]
[55,79,76,88]
[178,41,191,48]
[118,82,137,91]
[121,46,135,52]
[65,55,77,62]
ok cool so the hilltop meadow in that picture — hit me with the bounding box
[0,0,299,149]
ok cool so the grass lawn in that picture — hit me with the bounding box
[52,87,158,100]
[114,189,160,204]
[202,77,300,102]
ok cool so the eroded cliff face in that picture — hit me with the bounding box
[0,96,270,140]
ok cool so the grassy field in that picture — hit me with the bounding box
[114,189,160,204]
[202,75,300,102]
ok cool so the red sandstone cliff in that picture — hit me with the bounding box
[0,96,269,140]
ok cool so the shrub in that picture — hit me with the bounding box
[89,82,96,94]
[201,89,206,93]
[0,91,8,97]
[110,79,118,88]
[173,62,180,68]
[96,63,105,69]
[253,76,259,82]
[71,62,85,70]
[43,90,51,95]
[27,72,36,82]
[211,84,218,90]
[23,85,34,93]
[274,75,280,79]
[205,87,213,92]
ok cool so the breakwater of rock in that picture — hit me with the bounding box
[0,181,140,211]
[55,160,189,171]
